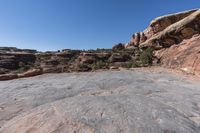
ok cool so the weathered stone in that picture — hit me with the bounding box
[155,34,200,76]
[0,73,18,81]
[143,9,198,39]
[18,68,43,78]
[140,9,200,49]
[0,70,200,132]
[131,32,141,46]
[0,52,36,70]
[78,53,97,64]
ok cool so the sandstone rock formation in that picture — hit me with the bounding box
[125,9,200,76]
[1,9,200,133]
[0,47,146,80]
[140,9,200,49]
[0,52,36,70]
[1,9,200,80]
[18,68,43,78]
[143,9,198,39]
[0,73,18,80]
[155,34,200,76]
[0,70,200,133]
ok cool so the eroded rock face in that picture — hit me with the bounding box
[0,73,18,81]
[155,34,200,76]
[125,9,199,50]
[140,9,200,49]
[0,70,200,132]
[143,9,198,39]
[124,9,200,77]
[0,53,36,70]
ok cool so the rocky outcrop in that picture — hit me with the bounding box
[18,68,43,78]
[126,32,147,48]
[143,9,198,39]
[0,73,18,80]
[0,52,36,70]
[140,9,200,49]
[124,9,200,76]
[155,34,200,76]
[1,9,200,79]
[78,53,98,64]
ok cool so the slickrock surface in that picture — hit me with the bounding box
[0,70,200,133]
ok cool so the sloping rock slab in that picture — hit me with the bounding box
[0,70,200,132]
[155,34,200,76]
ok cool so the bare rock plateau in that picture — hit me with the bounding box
[0,70,200,133]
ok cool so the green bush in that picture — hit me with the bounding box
[139,48,154,66]
[122,62,140,68]
[91,61,108,70]
[18,62,34,72]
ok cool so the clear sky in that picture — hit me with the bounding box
[0,0,199,51]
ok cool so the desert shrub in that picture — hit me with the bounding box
[122,62,140,68]
[112,43,125,51]
[76,63,92,72]
[91,61,108,70]
[18,61,34,72]
[139,48,154,66]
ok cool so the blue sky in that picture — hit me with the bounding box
[0,0,199,51]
